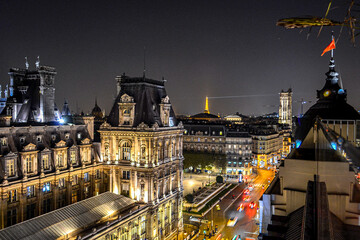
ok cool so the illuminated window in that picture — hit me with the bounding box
[220,131,223,136]
[70,150,76,164]
[42,182,51,193]
[8,190,17,202]
[27,185,35,198]
[58,153,64,167]
[1,137,7,146]
[26,156,33,173]
[7,159,15,177]
[121,142,131,160]
[84,172,90,182]
[42,155,50,170]
[123,109,130,116]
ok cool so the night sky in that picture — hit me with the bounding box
[1,0,360,117]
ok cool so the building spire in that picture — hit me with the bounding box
[35,56,40,69]
[204,96,210,114]
[326,33,338,84]
[331,31,334,58]
[25,57,29,70]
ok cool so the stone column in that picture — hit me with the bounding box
[0,191,8,228]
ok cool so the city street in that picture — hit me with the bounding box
[218,169,274,239]
[185,169,274,240]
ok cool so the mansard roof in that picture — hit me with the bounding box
[107,75,177,127]
[0,192,136,240]
[0,124,92,182]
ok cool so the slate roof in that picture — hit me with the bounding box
[0,192,136,240]
[190,112,220,119]
[184,124,225,136]
[107,75,177,127]
[0,124,92,181]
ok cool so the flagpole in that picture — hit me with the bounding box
[331,31,334,58]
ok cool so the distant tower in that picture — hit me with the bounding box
[279,88,292,127]
[204,96,210,114]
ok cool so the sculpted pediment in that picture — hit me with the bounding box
[81,138,91,145]
[55,140,67,147]
[100,121,111,129]
[23,143,37,151]
[120,93,134,103]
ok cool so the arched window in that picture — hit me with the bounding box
[140,145,146,160]
[121,142,131,160]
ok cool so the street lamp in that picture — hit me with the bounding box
[208,171,211,185]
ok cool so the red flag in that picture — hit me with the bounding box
[321,38,336,56]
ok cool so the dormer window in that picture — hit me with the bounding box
[52,135,56,141]
[1,137,7,146]
[7,159,15,177]
[37,135,42,143]
[160,96,171,127]
[65,133,70,140]
[42,155,50,170]
[123,109,131,116]
[20,137,25,144]
[118,94,136,126]
[77,133,81,139]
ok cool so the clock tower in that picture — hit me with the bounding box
[39,66,57,122]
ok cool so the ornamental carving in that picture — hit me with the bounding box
[152,122,159,130]
[100,121,111,129]
[55,140,66,147]
[161,95,170,104]
[120,93,134,103]
[23,143,37,151]
[137,122,149,130]
[81,138,91,145]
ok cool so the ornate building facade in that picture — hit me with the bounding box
[98,75,184,240]
[0,124,102,229]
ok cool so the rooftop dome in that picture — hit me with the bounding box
[91,98,104,120]
[295,57,360,142]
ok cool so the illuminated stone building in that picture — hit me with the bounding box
[278,88,292,128]
[0,62,102,229]
[0,124,100,229]
[183,125,225,154]
[251,127,283,168]
[225,130,252,175]
[98,74,184,240]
